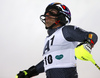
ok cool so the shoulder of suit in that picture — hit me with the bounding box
[62,25,78,31]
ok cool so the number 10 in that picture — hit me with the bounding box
[44,55,53,65]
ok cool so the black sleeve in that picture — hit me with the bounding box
[26,60,44,77]
[35,60,44,73]
[62,25,98,44]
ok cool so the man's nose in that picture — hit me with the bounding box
[46,12,50,15]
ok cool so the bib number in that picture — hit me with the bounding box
[44,55,53,65]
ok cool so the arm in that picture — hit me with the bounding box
[16,60,44,78]
[62,25,98,44]
[26,60,44,77]
[62,25,98,61]
[35,60,44,74]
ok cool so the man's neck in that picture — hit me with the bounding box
[52,23,62,29]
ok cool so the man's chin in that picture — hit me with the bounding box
[45,25,51,29]
[45,24,51,28]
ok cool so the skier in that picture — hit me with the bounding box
[16,2,98,78]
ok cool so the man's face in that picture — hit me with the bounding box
[45,9,58,28]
